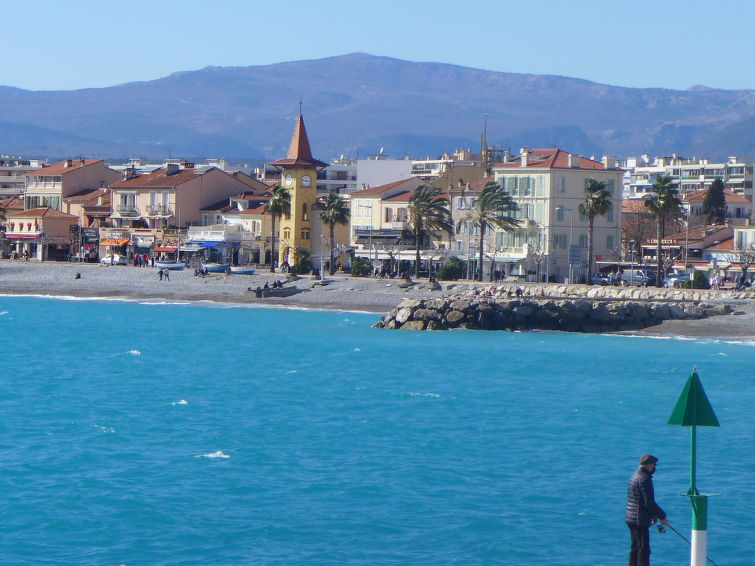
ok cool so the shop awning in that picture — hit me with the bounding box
[101,238,129,246]
[154,246,177,253]
[201,241,222,248]
[4,233,38,239]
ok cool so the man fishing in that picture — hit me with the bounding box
[625,454,670,566]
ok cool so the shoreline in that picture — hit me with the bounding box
[2,260,754,339]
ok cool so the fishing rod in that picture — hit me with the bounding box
[657,523,721,566]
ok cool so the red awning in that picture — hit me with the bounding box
[154,246,177,253]
[101,238,129,246]
[5,233,37,239]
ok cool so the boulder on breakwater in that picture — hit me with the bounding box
[374,296,733,332]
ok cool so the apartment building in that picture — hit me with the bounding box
[23,159,122,211]
[0,156,43,196]
[491,148,624,282]
[623,155,753,200]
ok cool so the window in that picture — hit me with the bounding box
[607,235,615,250]
[283,228,291,240]
[607,209,614,223]
[556,207,564,222]
[559,177,566,193]
[201,214,209,226]
[302,203,308,221]
[579,235,588,248]
[214,214,223,224]
[301,230,310,240]
[385,208,393,222]
[396,208,407,222]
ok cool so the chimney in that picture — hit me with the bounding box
[166,163,180,176]
[65,159,73,168]
[568,153,581,168]
[520,147,529,167]
[503,149,511,163]
[182,161,195,169]
[601,154,616,169]
[79,159,85,167]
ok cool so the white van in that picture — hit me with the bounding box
[620,269,655,286]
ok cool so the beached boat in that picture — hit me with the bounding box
[230,266,256,275]
[202,262,229,272]
[155,260,185,270]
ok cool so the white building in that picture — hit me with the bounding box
[491,148,624,282]
[0,156,43,196]
[622,154,753,200]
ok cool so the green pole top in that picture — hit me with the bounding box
[668,369,720,427]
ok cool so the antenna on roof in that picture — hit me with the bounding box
[298,98,303,115]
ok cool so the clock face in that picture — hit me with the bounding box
[301,174,312,187]
[284,174,293,187]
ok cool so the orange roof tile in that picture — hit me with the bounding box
[350,177,421,196]
[7,207,77,218]
[495,149,614,170]
[24,159,103,176]
[682,188,751,204]
[111,166,223,189]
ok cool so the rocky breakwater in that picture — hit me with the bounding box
[374,296,733,332]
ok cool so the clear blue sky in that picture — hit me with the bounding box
[6,0,754,91]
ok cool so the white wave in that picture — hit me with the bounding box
[171,399,189,405]
[128,349,141,356]
[196,450,230,459]
[286,370,298,374]
[94,424,116,433]
[407,392,440,398]
[353,347,361,351]
[0,311,8,316]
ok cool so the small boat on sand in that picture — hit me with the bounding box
[202,262,229,272]
[155,260,185,270]
[230,266,256,275]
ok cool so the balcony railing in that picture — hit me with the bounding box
[115,204,139,216]
[390,221,409,229]
[145,204,172,216]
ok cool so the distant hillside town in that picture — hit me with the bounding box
[1,113,753,288]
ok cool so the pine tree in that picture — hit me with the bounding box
[701,178,726,224]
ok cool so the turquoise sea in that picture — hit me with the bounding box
[1,295,753,565]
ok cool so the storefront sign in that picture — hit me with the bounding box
[81,228,99,243]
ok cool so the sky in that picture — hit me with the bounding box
[5,0,755,92]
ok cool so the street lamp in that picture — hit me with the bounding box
[558,206,575,283]
[629,239,636,285]
[319,234,325,280]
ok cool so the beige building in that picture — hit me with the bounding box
[5,207,78,260]
[109,164,253,230]
[491,148,624,282]
[23,159,121,211]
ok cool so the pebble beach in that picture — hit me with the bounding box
[1,260,754,339]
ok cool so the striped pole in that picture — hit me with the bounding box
[689,494,708,566]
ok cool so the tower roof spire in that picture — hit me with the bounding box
[270,112,328,169]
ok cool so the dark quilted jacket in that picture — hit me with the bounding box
[625,467,666,526]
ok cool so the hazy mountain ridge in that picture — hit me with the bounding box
[1,53,754,161]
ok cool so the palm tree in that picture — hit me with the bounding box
[319,191,351,275]
[457,181,520,281]
[578,178,612,283]
[644,174,685,286]
[264,184,290,272]
[408,185,454,278]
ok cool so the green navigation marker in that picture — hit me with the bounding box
[668,368,719,566]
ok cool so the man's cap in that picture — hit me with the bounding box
[640,454,659,465]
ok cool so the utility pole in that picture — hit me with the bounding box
[667,368,720,566]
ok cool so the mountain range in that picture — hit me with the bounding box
[2,53,755,162]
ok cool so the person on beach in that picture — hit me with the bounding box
[164,269,170,282]
[158,268,163,281]
[625,454,669,566]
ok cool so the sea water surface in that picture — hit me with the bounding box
[0,295,753,565]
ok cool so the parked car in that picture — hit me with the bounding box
[100,253,127,265]
[590,272,613,285]
[663,274,690,288]
[620,269,657,286]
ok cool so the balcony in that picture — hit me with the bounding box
[391,221,409,229]
[115,204,139,216]
[146,204,173,216]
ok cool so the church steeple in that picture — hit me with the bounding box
[270,114,328,169]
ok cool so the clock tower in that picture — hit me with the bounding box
[269,113,328,267]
